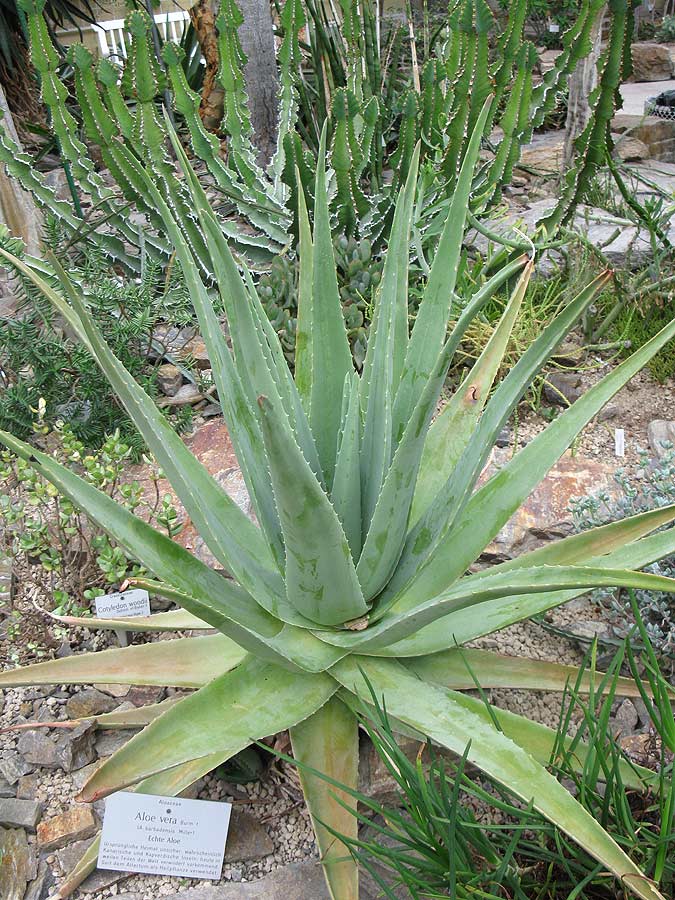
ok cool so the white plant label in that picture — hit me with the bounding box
[99,792,232,879]
[548,21,560,32]
[94,588,150,618]
[615,428,625,458]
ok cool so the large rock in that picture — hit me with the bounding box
[611,114,675,162]
[0,827,38,900]
[66,689,116,719]
[37,806,97,851]
[647,420,675,458]
[0,798,42,831]
[612,135,650,162]
[630,42,673,82]
[518,132,565,173]
[479,451,618,560]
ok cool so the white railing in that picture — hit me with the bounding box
[93,10,190,59]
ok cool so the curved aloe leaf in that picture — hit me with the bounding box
[332,657,664,900]
[0,635,242,690]
[290,697,359,900]
[331,373,363,559]
[382,523,675,656]
[50,608,210,632]
[410,258,533,525]
[79,658,338,801]
[319,564,675,651]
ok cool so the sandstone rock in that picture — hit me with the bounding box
[0,798,42,830]
[156,363,184,396]
[225,810,273,862]
[551,341,585,367]
[479,451,618,560]
[647,419,675,458]
[519,133,565,173]
[181,336,211,369]
[66,689,116,719]
[631,42,673,82]
[125,684,166,707]
[0,827,38,900]
[612,135,650,162]
[23,859,55,900]
[37,806,97,851]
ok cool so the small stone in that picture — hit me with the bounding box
[181,336,211,369]
[94,683,130,698]
[495,427,511,449]
[56,721,97,772]
[37,806,97,851]
[647,420,675,459]
[66,689,116,720]
[551,341,585,367]
[0,751,34,784]
[0,798,42,831]
[543,372,583,407]
[613,698,639,739]
[225,810,274,862]
[156,363,184,397]
[0,827,38,900]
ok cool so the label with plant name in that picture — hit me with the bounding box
[94,588,151,618]
[99,792,232,879]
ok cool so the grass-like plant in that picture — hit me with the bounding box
[1,109,675,900]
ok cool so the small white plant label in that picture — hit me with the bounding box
[99,792,232,879]
[94,588,151,618]
[615,428,625,458]
[548,21,560,32]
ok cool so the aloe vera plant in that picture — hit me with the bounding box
[2,109,675,900]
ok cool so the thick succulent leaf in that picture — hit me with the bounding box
[308,128,354,487]
[331,373,363,559]
[79,658,338,801]
[25,248,281,598]
[391,98,492,440]
[321,564,675,651]
[384,271,612,608]
[493,503,675,573]
[0,635,243,689]
[50,609,210,632]
[410,259,534,526]
[332,657,664,900]
[258,395,368,627]
[359,146,420,531]
[294,176,314,410]
[290,697,359,900]
[380,522,675,656]
[0,430,341,672]
[391,672,656,791]
[405,648,656,698]
[92,697,182,728]
[400,312,675,612]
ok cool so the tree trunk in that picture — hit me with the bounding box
[0,83,42,256]
[190,0,279,163]
[563,7,606,170]
[237,0,279,164]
